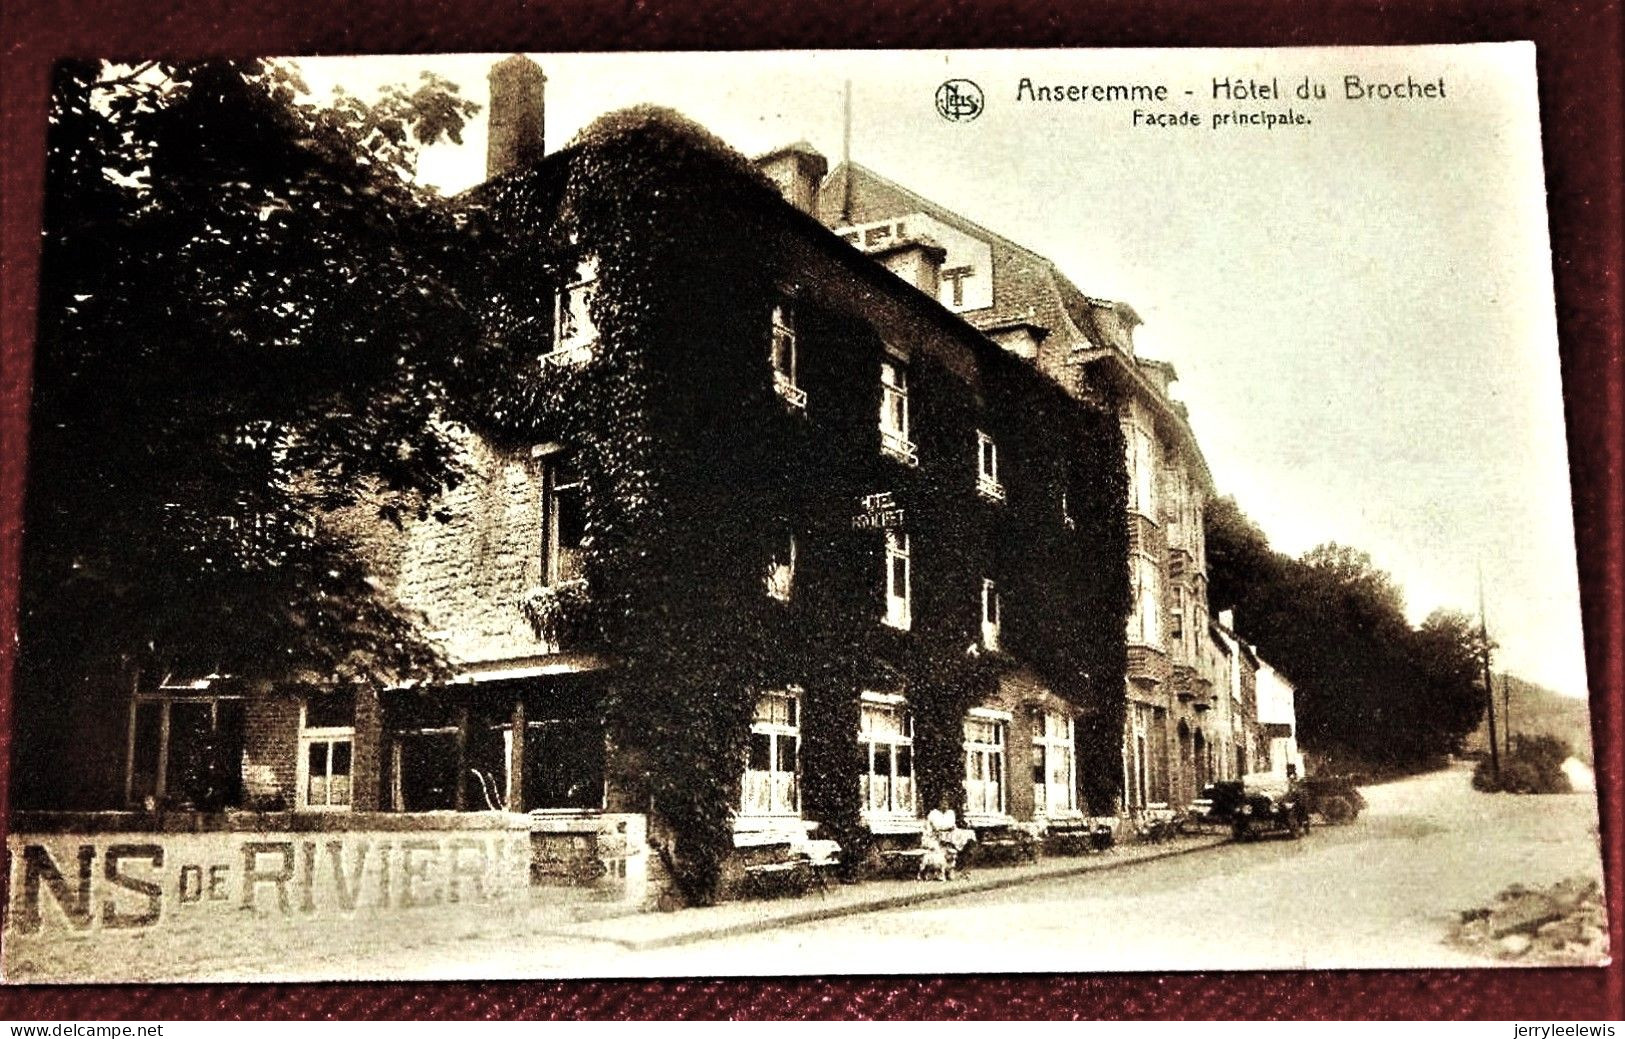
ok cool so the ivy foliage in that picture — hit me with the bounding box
[464,107,1129,901]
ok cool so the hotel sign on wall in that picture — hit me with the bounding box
[852,491,905,530]
[833,212,994,313]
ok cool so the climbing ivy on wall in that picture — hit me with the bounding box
[459,107,1128,903]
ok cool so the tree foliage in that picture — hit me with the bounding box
[1205,496,1487,771]
[20,60,480,701]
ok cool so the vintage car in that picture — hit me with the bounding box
[1220,772,1311,841]
[1298,773,1368,823]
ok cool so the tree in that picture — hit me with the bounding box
[16,60,481,786]
[1204,500,1486,772]
[1413,609,1492,753]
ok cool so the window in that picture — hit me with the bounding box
[298,692,355,811]
[766,532,796,602]
[962,712,1008,817]
[127,690,245,810]
[1031,709,1077,816]
[1171,584,1186,644]
[387,697,461,812]
[770,303,806,409]
[743,690,800,817]
[976,431,1005,501]
[1130,556,1163,646]
[884,531,911,630]
[543,457,586,586]
[859,694,915,818]
[544,256,599,366]
[1125,705,1151,810]
[879,360,918,466]
[1128,426,1157,517]
[981,578,1001,650]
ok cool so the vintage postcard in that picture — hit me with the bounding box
[2,44,1607,983]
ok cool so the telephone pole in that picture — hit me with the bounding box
[1478,567,1500,782]
[1501,671,1513,758]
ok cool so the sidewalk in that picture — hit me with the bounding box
[543,831,1229,951]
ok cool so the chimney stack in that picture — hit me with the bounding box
[487,55,546,180]
[755,142,828,215]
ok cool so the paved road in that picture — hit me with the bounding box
[5,762,1605,982]
[605,763,1608,976]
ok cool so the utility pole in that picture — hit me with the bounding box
[1501,670,1513,759]
[1478,567,1501,782]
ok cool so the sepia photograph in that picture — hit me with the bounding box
[0,44,1611,984]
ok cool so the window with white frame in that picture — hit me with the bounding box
[859,694,915,818]
[770,303,805,409]
[884,531,911,630]
[545,256,599,366]
[1031,709,1077,816]
[1134,427,1157,517]
[981,577,1001,650]
[1130,555,1163,646]
[962,712,1008,817]
[543,456,586,586]
[765,531,796,602]
[742,689,800,818]
[298,692,355,811]
[879,360,917,465]
[976,431,1005,500]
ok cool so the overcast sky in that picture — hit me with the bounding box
[295,45,1588,699]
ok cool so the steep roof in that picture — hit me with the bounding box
[820,160,1213,491]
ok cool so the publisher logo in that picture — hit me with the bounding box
[935,79,985,122]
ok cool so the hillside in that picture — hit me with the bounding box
[1463,673,1596,765]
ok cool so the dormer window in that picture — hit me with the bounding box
[976,431,1005,501]
[981,578,1001,650]
[766,532,796,602]
[880,360,918,466]
[544,256,599,367]
[771,303,806,409]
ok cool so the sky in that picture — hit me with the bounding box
[294,46,1589,699]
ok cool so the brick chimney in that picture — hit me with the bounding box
[487,55,546,179]
[755,142,828,215]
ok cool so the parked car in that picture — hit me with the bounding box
[1298,774,1367,823]
[1222,772,1311,841]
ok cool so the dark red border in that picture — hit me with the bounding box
[1,0,1620,1021]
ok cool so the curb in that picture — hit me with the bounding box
[567,835,1229,952]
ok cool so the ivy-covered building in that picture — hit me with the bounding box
[18,57,1140,908]
[808,159,1229,816]
[361,58,1133,899]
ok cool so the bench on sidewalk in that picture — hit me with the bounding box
[735,829,842,899]
[1132,803,1181,844]
[967,820,1040,867]
[862,816,931,877]
[1045,815,1117,855]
